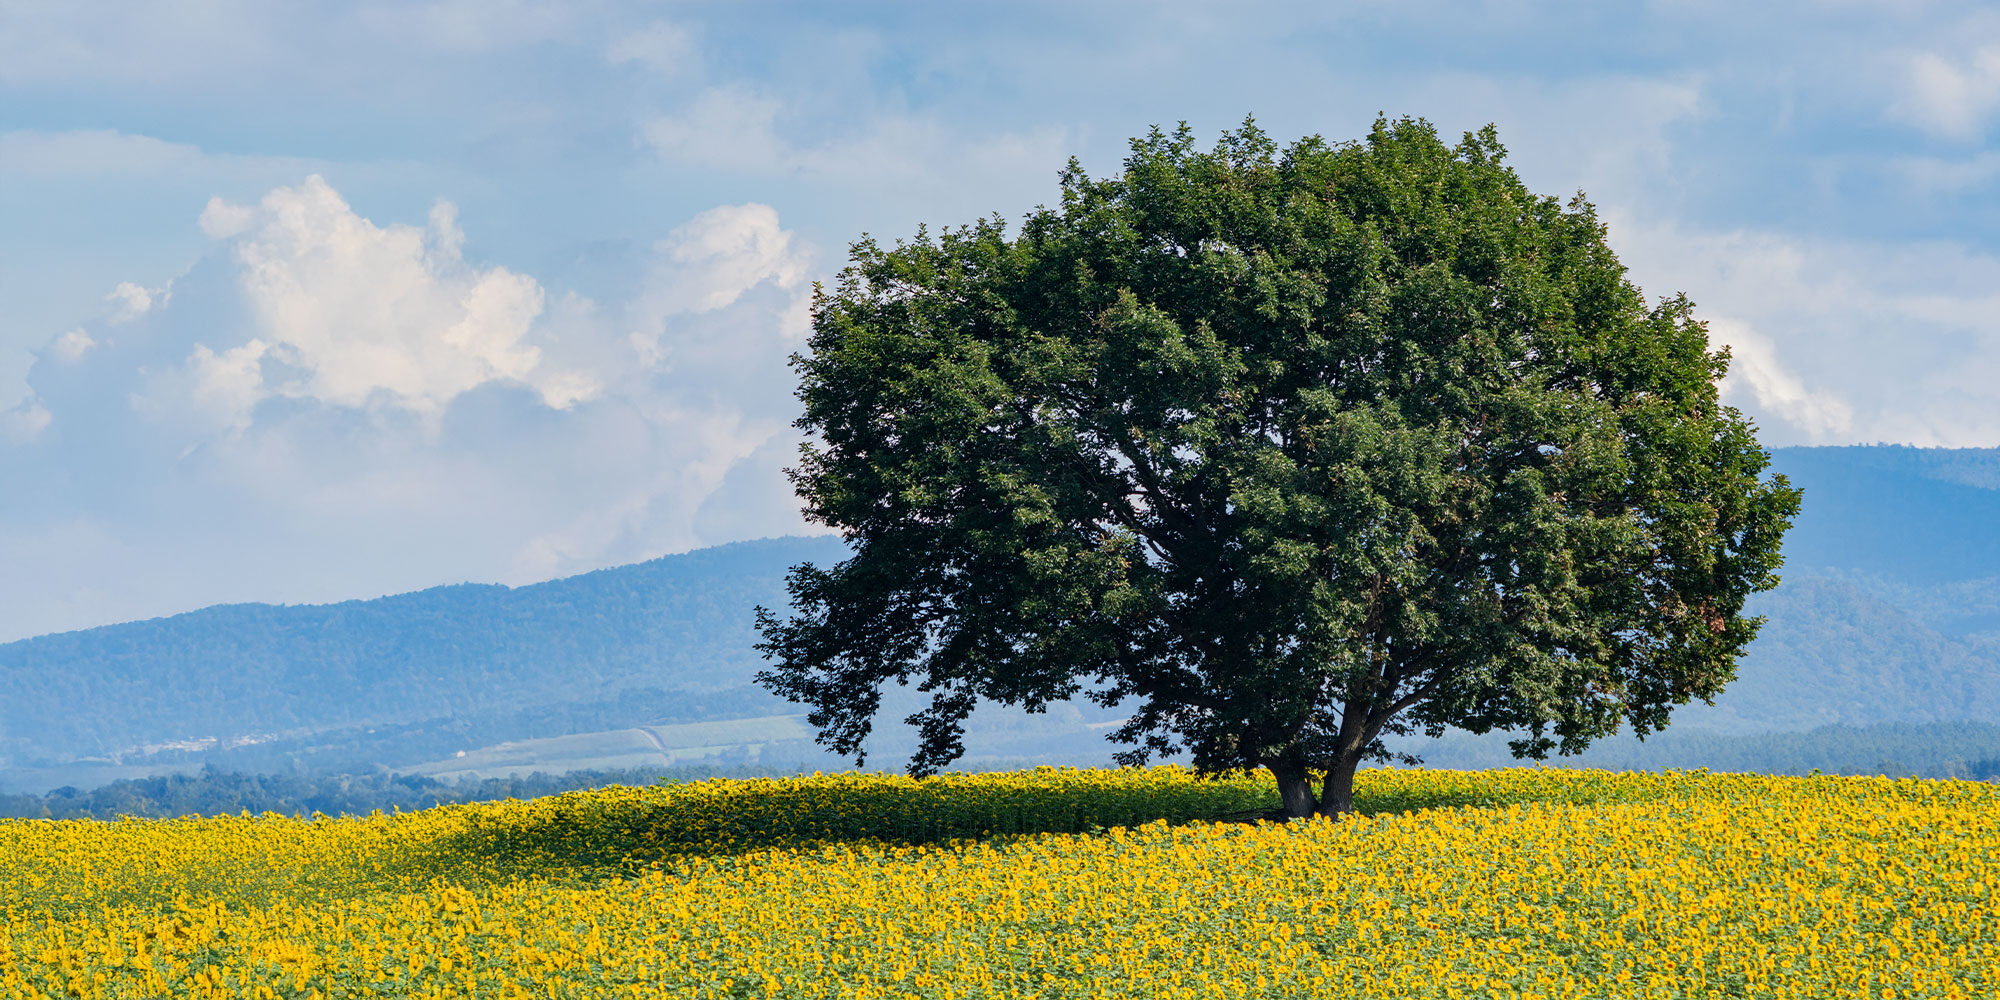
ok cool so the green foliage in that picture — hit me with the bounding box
[759,117,1800,815]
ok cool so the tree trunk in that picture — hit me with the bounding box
[1270,762,1317,818]
[1317,753,1362,818]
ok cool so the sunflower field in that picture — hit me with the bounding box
[0,765,1991,999]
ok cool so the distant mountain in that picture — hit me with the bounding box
[7,445,2000,794]
[1773,445,2000,584]
[1650,445,2000,732]
[1682,572,2000,731]
[0,536,846,765]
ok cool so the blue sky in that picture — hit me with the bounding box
[4,0,1999,640]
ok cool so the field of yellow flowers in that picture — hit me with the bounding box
[0,765,1991,999]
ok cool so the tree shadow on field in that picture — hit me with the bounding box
[403,771,1279,886]
[397,768,1699,888]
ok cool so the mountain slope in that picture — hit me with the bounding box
[1773,445,2000,583]
[1687,573,2000,730]
[0,536,846,761]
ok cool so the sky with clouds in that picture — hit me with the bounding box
[4,0,1999,641]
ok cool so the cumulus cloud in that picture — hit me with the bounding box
[627,204,812,378]
[49,330,95,362]
[1611,215,2000,447]
[104,282,157,323]
[624,204,815,365]
[0,178,824,641]
[648,203,808,314]
[193,177,590,417]
[1703,317,1854,442]
[198,197,257,239]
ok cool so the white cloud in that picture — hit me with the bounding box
[180,340,273,433]
[1704,317,1855,442]
[504,405,778,583]
[199,197,257,239]
[629,203,815,369]
[1613,215,2000,447]
[650,204,808,314]
[0,178,826,640]
[49,329,96,362]
[202,175,590,417]
[105,282,156,323]
[1893,46,2000,139]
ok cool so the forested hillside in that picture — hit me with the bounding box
[1683,445,2000,731]
[1773,446,2000,585]
[5,446,2000,793]
[0,537,843,764]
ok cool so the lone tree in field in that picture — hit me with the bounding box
[756,117,1799,818]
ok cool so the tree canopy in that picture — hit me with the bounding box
[757,117,1800,817]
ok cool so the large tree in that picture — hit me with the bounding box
[756,118,1800,817]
